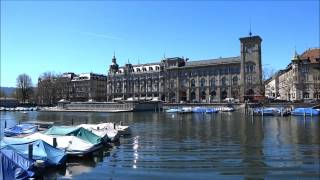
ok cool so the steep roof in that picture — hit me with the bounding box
[300,48,320,64]
[186,56,240,67]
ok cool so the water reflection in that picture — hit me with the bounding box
[0,111,319,179]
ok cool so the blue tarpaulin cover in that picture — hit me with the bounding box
[1,137,66,166]
[292,108,320,116]
[4,123,38,137]
[0,146,35,180]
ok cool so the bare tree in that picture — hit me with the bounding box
[37,72,57,105]
[262,67,276,97]
[281,75,294,101]
[262,67,276,82]
[16,73,33,103]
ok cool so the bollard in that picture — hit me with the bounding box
[113,123,116,130]
[71,118,74,126]
[97,126,100,130]
[28,143,33,159]
[53,138,57,147]
[4,120,7,129]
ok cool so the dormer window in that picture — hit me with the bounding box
[156,66,160,70]
[137,68,140,72]
[143,68,147,71]
[149,67,153,71]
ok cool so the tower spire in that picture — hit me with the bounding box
[112,51,116,63]
[292,46,299,61]
[249,18,252,37]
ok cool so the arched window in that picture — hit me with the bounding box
[221,77,227,86]
[200,78,206,87]
[210,78,215,87]
[211,90,216,97]
[246,62,256,73]
[232,76,238,86]
[191,79,196,87]
[201,91,206,100]
[247,76,253,85]
[221,90,227,100]
[190,91,196,101]
[181,79,188,88]
[170,80,175,88]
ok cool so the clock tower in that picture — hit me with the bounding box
[239,35,263,102]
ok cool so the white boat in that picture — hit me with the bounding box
[220,106,235,112]
[166,108,182,113]
[25,132,102,156]
[78,123,121,142]
[115,125,131,136]
[179,107,193,113]
[97,123,130,136]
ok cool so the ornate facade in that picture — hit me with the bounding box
[107,35,263,103]
[265,48,320,101]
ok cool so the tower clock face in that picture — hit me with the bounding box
[246,46,255,54]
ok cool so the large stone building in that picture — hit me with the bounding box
[37,72,107,105]
[107,35,263,103]
[265,48,320,101]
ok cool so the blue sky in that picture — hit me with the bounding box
[1,1,319,87]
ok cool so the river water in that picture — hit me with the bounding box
[0,111,319,180]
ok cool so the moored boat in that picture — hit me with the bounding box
[0,137,67,166]
[115,124,131,136]
[78,123,120,142]
[291,107,320,116]
[4,123,38,137]
[192,107,207,113]
[220,106,235,112]
[205,108,219,113]
[179,107,193,113]
[1,146,36,179]
[45,126,103,145]
[166,108,182,113]
[253,107,290,116]
[26,132,104,156]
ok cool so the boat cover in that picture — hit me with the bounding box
[26,133,100,155]
[0,146,35,180]
[4,123,38,137]
[77,124,118,142]
[166,109,182,113]
[45,126,102,144]
[291,108,320,116]
[0,137,66,166]
[192,107,207,113]
[205,108,218,113]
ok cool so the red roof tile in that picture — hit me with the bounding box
[300,48,320,63]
